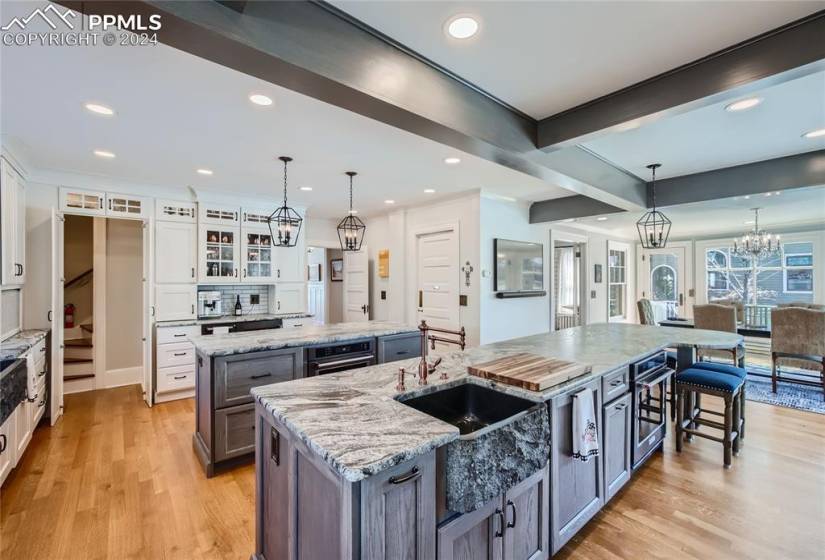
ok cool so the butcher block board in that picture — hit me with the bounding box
[468,353,592,392]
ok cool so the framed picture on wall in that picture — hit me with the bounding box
[594,264,603,284]
[330,258,343,282]
[307,263,321,282]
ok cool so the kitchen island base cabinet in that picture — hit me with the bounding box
[602,392,632,503]
[437,465,549,560]
[550,378,604,555]
[255,406,437,560]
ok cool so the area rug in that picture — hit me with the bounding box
[745,364,825,415]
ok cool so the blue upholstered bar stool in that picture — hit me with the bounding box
[690,361,747,440]
[674,367,745,468]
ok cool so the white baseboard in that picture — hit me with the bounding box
[105,366,143,389]
[64,377,96,394]
[154,389,195,403]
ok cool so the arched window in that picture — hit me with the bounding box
[707,249,727,269]
[651,264,677,302]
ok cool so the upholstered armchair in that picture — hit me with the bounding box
[637,299,655,325]
[771,307,825,400]
[694,304,743,364]
[710,297,745,322]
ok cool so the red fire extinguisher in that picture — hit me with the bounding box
[64,303,75,329]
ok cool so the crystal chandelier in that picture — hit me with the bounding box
[636,163,672,249]
[268,156,303,248]
[732,208,780,260]
[337,171,366,251]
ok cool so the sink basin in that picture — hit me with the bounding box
[399,381,550,515]
[400,383,539,436]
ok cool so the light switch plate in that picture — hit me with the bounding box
[250,294,260,305]
[591,290,597,299]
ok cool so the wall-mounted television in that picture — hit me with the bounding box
[494,239,545,297]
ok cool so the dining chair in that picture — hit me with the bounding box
[709,297,745,322]
[694,304,743,364]
[771,307,825,401]
[776,302,825,311]
[637,299,655,325]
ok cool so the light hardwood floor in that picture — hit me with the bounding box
[2,385,823,559]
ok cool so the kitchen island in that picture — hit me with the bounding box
[247,323,742,560]
[190,321,421,476]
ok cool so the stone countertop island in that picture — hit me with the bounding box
[251,323,743,481]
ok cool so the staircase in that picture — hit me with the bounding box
[64,324,94,381]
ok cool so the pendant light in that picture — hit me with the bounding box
[268,156,303,248]
[636,163,671,249]
[337,171,366,251]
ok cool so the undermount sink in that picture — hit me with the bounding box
[400,382,539,436]
[399,381,550,515]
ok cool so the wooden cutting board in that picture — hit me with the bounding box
[468,353,592,392]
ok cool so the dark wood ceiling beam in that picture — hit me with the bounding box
[537,10,825,150]
[529,195,625,224]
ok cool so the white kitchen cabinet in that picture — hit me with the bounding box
[14,394,31,460]
[156,285,197,321]
[59,187,106,215]
[275,283,306,315]
[0,408,16,486]
[154,324,198,403]
[1,157,26,285]
[106,193,150,219]
[199,224,241,283]
[156,221,197,283]
[156,199,196,223]
[274,246,303,282]
[241,227,277,282]
[199,203,239,226]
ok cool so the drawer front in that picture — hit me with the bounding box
[281,318,308,329]
[157,342,195,368]
[377,334,420,364]
[602,368,628,402]
[214,348,302,409]
[157,325,200,345]
[31,338,47,359]
[214,403,255,462]
[156,365,196,393]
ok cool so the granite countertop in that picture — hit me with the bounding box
[0,329,50,361]
[157,312,314,328]
[252,323,743,482]
[190,321,419,357]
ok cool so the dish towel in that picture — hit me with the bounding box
[572,388,599,462]
[25,352,37,402]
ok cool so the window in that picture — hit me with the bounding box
[608,246,627,319]
[704,241,815,305]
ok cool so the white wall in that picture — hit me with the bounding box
[327,248,344,323]
[479,197,550,345]
[305,216,340,249]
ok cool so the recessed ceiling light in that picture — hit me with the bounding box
[299,186,313,191]
[562,218,576,223]
[424,188,436,194]
[743,195,750,200]
[85,103,114,116]
[197,168,213,176]
[93,150,115,158]
[384,200,395,204]
[744,220,755,225]
[774,191,781,195]
[764,192,772,197]
[725,97,761,112]
[445,15,479,39]
[802,127,825,139]
[444,157,461,165]
[249,94,273,106]
[596,216,608,221]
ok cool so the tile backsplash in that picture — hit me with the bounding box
[198,285,270,316]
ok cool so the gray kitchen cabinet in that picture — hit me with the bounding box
[361,450,437,560]
[503,466,549,560]
[259,420,292,560]
[437,497,503,560]
[550,378,603,555]
[377,332,421,364]
[437,464,549,560]
[602,392,632,503]
[196,347,303,477]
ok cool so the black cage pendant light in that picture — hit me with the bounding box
[337,171,366,251]
[636,163,671,249]
[268,156,303,248]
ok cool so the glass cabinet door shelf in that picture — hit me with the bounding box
[243,231,274,281]
[203,227,239,280]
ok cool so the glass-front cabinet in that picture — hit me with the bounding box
[241,228,276,282]
[199,224,240,282]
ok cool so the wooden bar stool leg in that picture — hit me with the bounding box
[670,375,676,421]
[723,395,733,468]
[675,386,684,453]
[685,390,695,442]
[732,390,741,456]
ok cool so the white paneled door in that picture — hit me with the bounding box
[343,247,370,322]
[50,210,64,425]
[639,245,687,319]
[416,227,459,334]
[155,221,197,283]
[143,220,154,407]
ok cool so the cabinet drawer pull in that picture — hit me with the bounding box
[250,373,272,380]
[615,403,627,411]
[610,379,623,387]
[173,333,187,337]
[494,508,505,538]
[271,427,280,466]
[0,434,6,453]
[38,368,47,377]
[506,500,517,528]
[173,352,188,357]
[388,466,420,485]
[395,350,409,355]
[173,375,187,380]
